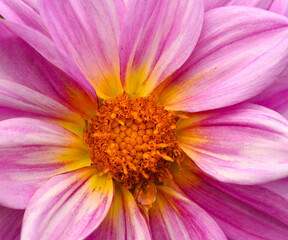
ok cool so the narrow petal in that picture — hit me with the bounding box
[170,161,288,240]
[87,185,151,240]
[0,21,97,117]
[156,7,288,112]
[148,186,226,240]
[21,167,114,240]
[250,74,288,118]
[120,0,203,97]
[0,206,24,240]
[0,0,48,35]
[203,0,274,12]
[176,104,288,184]
[0,118,90,209]
[39,0,125,99]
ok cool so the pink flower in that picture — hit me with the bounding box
[1,0,288,239]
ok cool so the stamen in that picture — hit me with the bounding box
[83,93,182,189]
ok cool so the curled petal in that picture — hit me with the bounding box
[176,104,288,184]
[156,7,288,112]
[0,206,24,240]
[87,185,151,240]
[39,0,126,99]
[0,118,90,209]
[170,161,288,240]
[21,167,114,240]
[120,0,203,97]
[148,186,226,240]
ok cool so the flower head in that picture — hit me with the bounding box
[1,0,288,239]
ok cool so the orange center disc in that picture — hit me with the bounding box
[83,94,182,189]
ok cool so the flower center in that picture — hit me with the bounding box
[83,93,182,189]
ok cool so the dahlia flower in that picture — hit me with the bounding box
[1,0,288,239]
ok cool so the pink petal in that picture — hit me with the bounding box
[2,20,96,100]
[0,79,82,123]
[39,0,126,99]
[203,0,288,17]
[0,0,48,35]
[120,0,203,97]
[0,21,97,117]
[270,0,288,16]
[176,104,288,184]
[87,185,151,240]
[148,186,226,240]
[0,206,24,240]
[0,118,90,209]
[170,161,288,240]
[250,74,288,118]
[156,7,288,112]
[18,0,38,11]
[261,177,288,200]
[21,167,113,240]
[203,0,274,12]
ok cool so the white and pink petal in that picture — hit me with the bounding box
[87,185,151,240]
[21,167,113,240]
[170,161,288,240]
[176,104,288,184]
[156,7,288,112]
[148,186,226,240]
[0,118,90,209]
[120,0,203,97]
[39,0,126,99]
